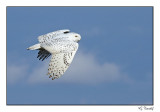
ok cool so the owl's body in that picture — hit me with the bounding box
[27,29,81,80]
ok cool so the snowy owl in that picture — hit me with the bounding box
[27,29,81,80]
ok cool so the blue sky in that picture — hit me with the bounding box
[7,7,153,105]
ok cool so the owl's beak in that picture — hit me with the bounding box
[77,40,80,43]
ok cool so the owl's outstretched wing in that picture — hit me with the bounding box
[38,29,70,43]
[47,44,78,80]
[36,40,78,61]
[37,48,51,61]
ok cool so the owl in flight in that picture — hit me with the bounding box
[27,29,81,80]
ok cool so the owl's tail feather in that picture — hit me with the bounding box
[27,44,41,50]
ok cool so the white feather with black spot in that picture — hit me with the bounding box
[47,50,77,80]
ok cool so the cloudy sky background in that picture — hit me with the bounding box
[7,7,153,104]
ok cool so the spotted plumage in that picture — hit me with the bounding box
[27,29,81,80]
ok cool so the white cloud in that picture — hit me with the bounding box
[27,61,50,84]
[7,64,28,84]
[28,50,128,84]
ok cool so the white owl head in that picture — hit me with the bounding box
[63,32,81,43]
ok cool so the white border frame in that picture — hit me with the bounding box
[1,0,160,112]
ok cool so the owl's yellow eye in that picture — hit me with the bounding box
[75,35,78,37]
